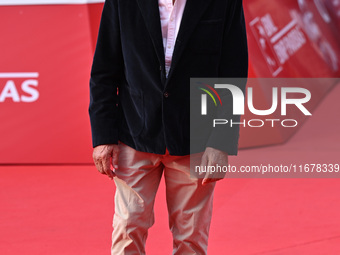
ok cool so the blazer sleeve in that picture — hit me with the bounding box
[206,0,248,155]
[89,0,124,148]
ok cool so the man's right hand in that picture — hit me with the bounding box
[92,144,119,180]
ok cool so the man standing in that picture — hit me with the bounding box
[89,0,248,254]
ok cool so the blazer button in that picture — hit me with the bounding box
[164,92,169,98]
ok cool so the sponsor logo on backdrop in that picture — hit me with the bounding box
[0,72,39,103]
[295,0,339,71]
[250,13,307,77]
[199,84,312,128]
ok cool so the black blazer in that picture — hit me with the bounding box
[89,0,248,156]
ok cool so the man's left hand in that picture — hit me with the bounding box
[200,147,228,185]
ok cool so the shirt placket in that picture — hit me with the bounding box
[165,0,177,77]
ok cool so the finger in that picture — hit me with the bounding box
[202,177,223,185]
[93,156,105,174]
[95,161,104,175]
[203,168,223,184]
[199,153,209,176]
[112,149,119,170]
[202,160,214,184]
[109,154,117,178]
[102,156,115,180]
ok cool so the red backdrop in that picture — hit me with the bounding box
[0,0,339,164]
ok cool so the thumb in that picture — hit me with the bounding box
[112,146,119,169]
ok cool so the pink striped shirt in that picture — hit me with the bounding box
[158,0,187,76]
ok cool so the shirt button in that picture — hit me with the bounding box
[168,45,171,49]
[164,92,169,98]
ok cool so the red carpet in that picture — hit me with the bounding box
[1,86,340,254]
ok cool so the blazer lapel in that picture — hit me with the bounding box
[167,0,214,80]
[135,0,215,81]
[136,0,165,69]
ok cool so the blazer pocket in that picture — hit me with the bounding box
[199,19,223,24]
[121,88,144,137]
